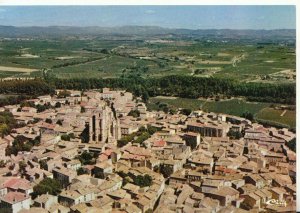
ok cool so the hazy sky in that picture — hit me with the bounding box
[0,6,296,29]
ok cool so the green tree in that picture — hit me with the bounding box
[61,134,70,141]
[19,161,27,174]
[128,109,140,118]
[58,90,71,98]
[117,139,128,148]
[287,138,296,152]
[134,132,150,144]
[147,125,159,135]
[77,167,88,175]
[0,160,6,168]
[133,174,152,187]
[36,104,52,113]
[39,160,48,171]
[29,136,41,147]
[56,120,63,125]
[181,108,192,116]
[169,108,176,115]
[0,124,9,137]
[227,130,243,139]
[0,111,17,137]
[241,111,254,121]
[48,75,295,105]
[142,90,149,103]
[55,102,61,108]
[68,133,75,139]
[20,101,35,108]
[45,118,52,124]
[162,106,169,113]
[160,165,173,178]
[6,135,33,156]
[117,132,136,147]
[78,151,95,165]
[0,79,55,96]
[32,178,62,198]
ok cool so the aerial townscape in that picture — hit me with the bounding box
[0,4,297,213]
[0,88,296,213]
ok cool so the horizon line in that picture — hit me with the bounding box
[0,25,296,31]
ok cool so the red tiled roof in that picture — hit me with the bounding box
[215,166,237,174]
[2,178,31,190]
[153,140,166,147]
[1,192,29,204]
[122,153,145,161]
[40,122,56,130]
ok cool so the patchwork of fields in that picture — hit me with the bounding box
[0,38,296,82]
[0,36,296,129]
[148,97,296,128]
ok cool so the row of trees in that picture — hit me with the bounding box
[48,75,295,104]
[0,76,295,105]
[52,57,102,69]
[0,79,55,96]
[117,125,159,148]
[0,95,30,107]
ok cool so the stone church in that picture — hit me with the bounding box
[89,105,121,143]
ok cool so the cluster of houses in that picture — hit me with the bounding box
[0,88,296,213]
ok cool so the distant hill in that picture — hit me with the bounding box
[0,25,295,42]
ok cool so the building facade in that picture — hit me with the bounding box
[89,106,121,143]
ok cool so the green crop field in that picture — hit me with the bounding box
[256,108,296,128]
[148,97,206,111]
[0,28,295,130]
[148,97,270,116]
[202,99,270,117]
[0,37,295,82]
[148,97,296,128]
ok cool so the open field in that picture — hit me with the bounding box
[148,97,269,116]
[0,29,295,128]
[0,65,38,72]
[148,97,295,128]
[202,99,270,117]
[256,108,296,128]
[0,37,295,82]
[148,97,206,111]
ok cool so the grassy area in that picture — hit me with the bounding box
[148,97,270,116]
[0,38,295,82]
[148,96,296,128]
[256,108,296,128]
[148,97,206,111]
[202,99,270,117]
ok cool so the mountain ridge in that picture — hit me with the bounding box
[0,25,295,42]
